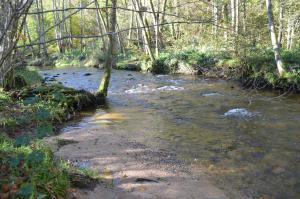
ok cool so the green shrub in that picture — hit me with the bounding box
[217,58,241,68]
[243,48,275,73]
[151,58,169,74]
[282,48,300,66]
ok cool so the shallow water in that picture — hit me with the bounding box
[41,68,300,198]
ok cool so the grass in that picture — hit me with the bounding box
[0,68,99,198]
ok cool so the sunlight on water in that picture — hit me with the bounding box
[224,108,259,118]
[41,68,300,199]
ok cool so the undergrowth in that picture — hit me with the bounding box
[0,68,99,198]
[0,135,69,198]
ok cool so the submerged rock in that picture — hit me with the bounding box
[84,73,92,76]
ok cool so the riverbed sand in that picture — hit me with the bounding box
[47,126,230,199]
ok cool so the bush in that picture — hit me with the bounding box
[242,48,275,73]
[151,58,169,74]
[146,49,218,74]
[282,48,300,66]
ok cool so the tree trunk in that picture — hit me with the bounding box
[266,0,285,76]
[127,10,134,47]
[235,0,239,34]
[24,21,35,56]
[97,0,117,97]
[95,0,107,51]
[149,0,160,57]
[68,0,73,47]
[222,3,229,41]
[38,0,48,57]
[0,0,33,89]
[132,0,155,61]
[277,0,284,47]
[231,0,235,34]
[80,0,84,51]
[52,0,64,53]
[212,0,219,37]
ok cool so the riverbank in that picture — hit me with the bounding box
[0,68,100,198]
[3,66,300,198]
[29,47,300,93]
[115,48,300,93]
[46,126,243,199]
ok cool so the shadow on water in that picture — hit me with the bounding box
[41,67,300,199]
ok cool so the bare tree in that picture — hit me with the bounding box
[0,0,34,89]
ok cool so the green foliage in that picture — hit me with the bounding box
[139,48,219,74]
[0,75,99,198]
[282,48,300,69]
[14,135,31,147]
[0,66,97,141]
[0,118,17,129]
[54,47,104,68]
[116,53,141,71]
[217,58,241,68]
[0,136,70,198]
[242,48,275,73]
[238,47,300,90]
[151,56,170,74]
[15,67,42,86]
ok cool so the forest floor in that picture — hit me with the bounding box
[46,126,246,199]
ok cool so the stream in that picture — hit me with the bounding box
[41,67,300,199]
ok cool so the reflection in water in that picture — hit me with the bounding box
[41,67,300,198]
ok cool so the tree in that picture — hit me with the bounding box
[266,0,285,76]
[0,0,33,89]
[97,0,117,97]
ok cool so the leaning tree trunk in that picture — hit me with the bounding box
[97,0,117,97]
[0,0,33,89]
[266,0,285,76]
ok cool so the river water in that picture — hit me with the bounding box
[42,67,300,199]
